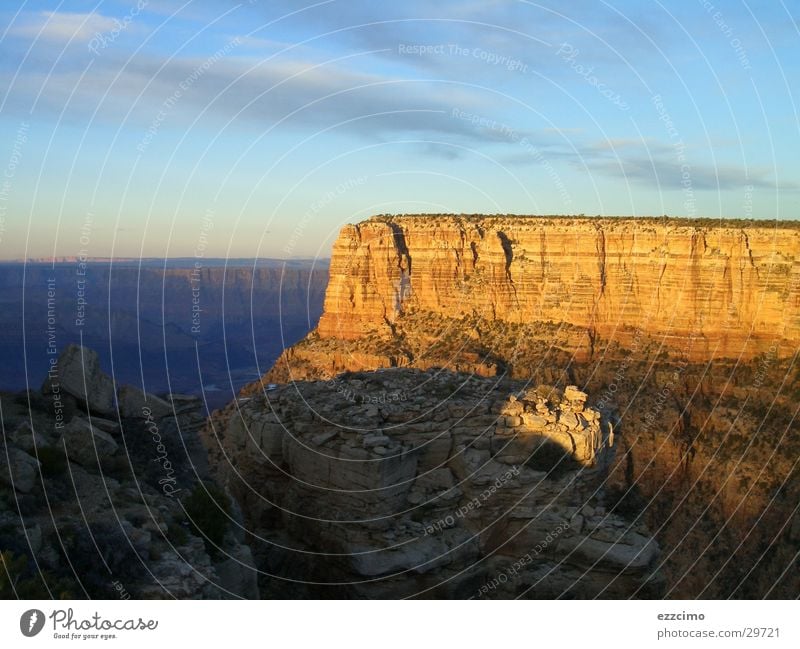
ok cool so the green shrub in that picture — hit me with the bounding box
[0,549,74,599]
[182,483,230,556]
[166,522,189,547]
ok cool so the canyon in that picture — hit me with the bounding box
[0,260,327,408]
[207,215,800,598]
[5,216,798,598]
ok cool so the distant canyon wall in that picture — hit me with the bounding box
[0,262,327,399]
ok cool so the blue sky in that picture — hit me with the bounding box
[0,0,797,259]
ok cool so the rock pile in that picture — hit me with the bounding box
[493,385,607,469]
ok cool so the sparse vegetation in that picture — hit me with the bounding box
[183,483,231,556]
[368,213,800,228]
[0,549,75,599]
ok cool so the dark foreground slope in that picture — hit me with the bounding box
[1,345,257,599]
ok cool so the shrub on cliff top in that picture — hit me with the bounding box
[183,482,231,557]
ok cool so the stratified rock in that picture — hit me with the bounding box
[217,214,800,599]
[263,215,800,384]
[44,345,116,416]
[61,417,118,466]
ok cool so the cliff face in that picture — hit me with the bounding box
[316,216,800,361]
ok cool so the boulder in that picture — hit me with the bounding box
[521,413,548,430]
[44,345,116,416]
[0,447,40,493]
[407,468,461,505]
[89,417,121,434]
[500,400,524,417]
[61,417,119,467]
[350,527,479,577]
[559,411,580,430]
[215,544,260,599]
[26,524,43,555]
[362,433,391,448]
[118,385,173,419]
[563,386,588,404]
[9,421,49,453]
[558,530,658,575]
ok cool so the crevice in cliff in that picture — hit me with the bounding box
[741,230,759,278]
[656,261,667,314]
[387,222,413,317]
[497,231,518,306]
[539,230,547,278]
[497,231,513,277]
[690,231,706,326]
[691,230,708,256]
[596,227,607,297]
[387,221,412,276]
[383,314,398,337]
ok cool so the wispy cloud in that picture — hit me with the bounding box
[582,155,798,191]
[12,11,124,43]
[0,44,488,139]
[488,134,793,192]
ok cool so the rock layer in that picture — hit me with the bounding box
[317,215,800,360]
[224,215,800,598]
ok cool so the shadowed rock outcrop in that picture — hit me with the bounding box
[205,369,662,598]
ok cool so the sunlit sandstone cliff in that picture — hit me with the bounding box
[257,215,800,386]
[316,215,799,360]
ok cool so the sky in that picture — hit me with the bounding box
[0,0,797,259]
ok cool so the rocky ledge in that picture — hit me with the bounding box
[205,368,663,598]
